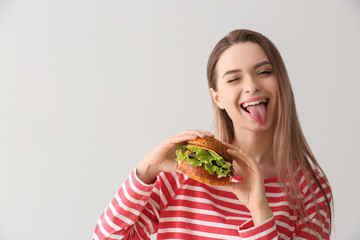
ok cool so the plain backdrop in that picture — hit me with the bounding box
[0,0,359,239]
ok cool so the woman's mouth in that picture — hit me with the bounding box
[240,98,269,125]
[240,98,269,113]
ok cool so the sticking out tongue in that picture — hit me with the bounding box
[247,103,267,126]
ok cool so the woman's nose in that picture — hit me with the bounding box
[244,75,261,93]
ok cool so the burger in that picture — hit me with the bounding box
[175,137,234,186]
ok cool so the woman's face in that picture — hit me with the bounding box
[210,42,278,132]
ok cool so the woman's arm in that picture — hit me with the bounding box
[93,169,159,239]
[293,170,332,239]
[236,196,331,240]
[220,144,331,239]
[220,144,273,226]
[92,130,214,239]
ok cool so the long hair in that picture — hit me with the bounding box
[207,29,332,235]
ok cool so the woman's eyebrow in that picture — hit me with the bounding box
[222,61,272,79]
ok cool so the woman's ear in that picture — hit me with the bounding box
[210,88,224,110]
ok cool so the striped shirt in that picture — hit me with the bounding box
[93,167,331,239]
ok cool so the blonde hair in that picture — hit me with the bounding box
[207,29,332,235]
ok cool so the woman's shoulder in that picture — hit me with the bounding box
[294,166,332,203]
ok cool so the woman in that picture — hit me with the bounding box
[93,29,332,239]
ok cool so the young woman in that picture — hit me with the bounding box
[93,29,332,239]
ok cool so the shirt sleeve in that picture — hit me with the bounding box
[293,170,332,240]
[92,168,160,240]
[293,203,331,240]
[238,170,332,240]
[238,203,331,240]
[238,216,279,239]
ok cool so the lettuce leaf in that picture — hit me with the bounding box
[175,145,231,176]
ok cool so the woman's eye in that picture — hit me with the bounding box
[258,70,272,75]
[227,78,239,83]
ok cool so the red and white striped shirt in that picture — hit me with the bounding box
[93,167,331,239]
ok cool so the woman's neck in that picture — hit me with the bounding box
[231,125,276,178]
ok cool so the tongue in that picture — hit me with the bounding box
[247,103,266,126]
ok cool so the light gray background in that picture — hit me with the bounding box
[0,0,359,239]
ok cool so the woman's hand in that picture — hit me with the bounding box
[136,130,214,184]
[220,143,273,226]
